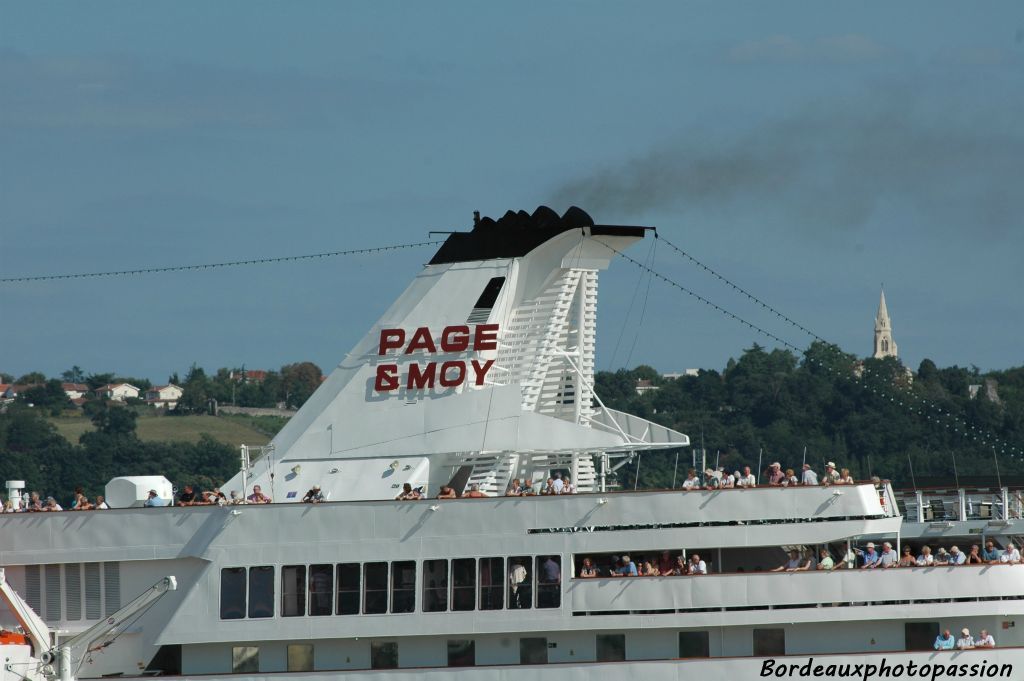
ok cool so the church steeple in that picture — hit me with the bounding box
[873,288,898,359]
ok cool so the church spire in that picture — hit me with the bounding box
[873,287,898,359]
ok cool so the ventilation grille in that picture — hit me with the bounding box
[45,565,62,621]
[65,564,82,621]
[85,563,101,620]
[25,565,42,615]
[104,562,121,615]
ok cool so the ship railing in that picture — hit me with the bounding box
[893,486,1024,523]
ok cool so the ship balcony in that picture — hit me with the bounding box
[568,564,1024,616]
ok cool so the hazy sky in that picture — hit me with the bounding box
[2,2,1022,382]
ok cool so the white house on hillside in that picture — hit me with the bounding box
[145,384,184,409]
[62,383,90,399]
[95,383,141,401]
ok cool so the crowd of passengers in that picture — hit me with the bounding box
[681,461,870,490]
[934,627,998,650]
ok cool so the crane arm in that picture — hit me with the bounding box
[0,567,51,656]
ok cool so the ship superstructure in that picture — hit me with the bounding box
[3,207,1023,681]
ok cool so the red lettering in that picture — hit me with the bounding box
[471,359,495,386]
[374,364,400,391]
[439,361,466,388]
[406,362,436,389]
[440,325,470,352]
[473,323,499,351]
[405,327,437,354]
[378,329,405,355]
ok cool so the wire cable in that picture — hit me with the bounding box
[0,240,445,284]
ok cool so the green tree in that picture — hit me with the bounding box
[61,366,86,383]
[280,362,323,409]
[16,371,46,384]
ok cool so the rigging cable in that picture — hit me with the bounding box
[0,240,445,283]
[597,239,1022,458]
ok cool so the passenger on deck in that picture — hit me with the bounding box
[642,560,660,576]
[614,555,638,577]
[579,557,598,578]
[396,483,421,500]
[26,492,43,512]
[509,561,528,607]
[551,472,565,495]
[658,550,673,574]
[44,496,63,511]
[144,490,169,507]
[767,462,785,486]
[934,629,955,650]
[898,545,916,567]
[948,546,966,565]
[859,542,880,569]
[522,480,536,496]
[999,543,1021,564]
[506,479,524,496]
[956,628,975,649]
[739,466,756,488]
[982,541,1001,564]
[682,469,700,490]
[247,485,271,504]
[465,483,488,498]
[228,491,244,504]
[799,549,817,571]
[177,485,198,506]
[801,464,818,486]
[204,488,227,505]
[823,462,840,484]
[302,485,324,503]
[934,548,951,565]
[667,556,687,575]
[873,542,898,569]
[436,485,457,499]
[916,545,934,566]
[783,468,798,486]
[976,630,996,648]
[72,493,93,510]
[774,549,804,572]
[563,475,575,494]
[704,468,721,490]
[838,468,854,485]
[541,478,555,495]
[688,553,707,575]
[817,548,834,571]
[95,495,109,510]
[720,472,735,489]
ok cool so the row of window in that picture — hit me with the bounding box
[229,631,713,672]
[220,555,562,620]
[23,562,121,622]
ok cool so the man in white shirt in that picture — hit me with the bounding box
[739,466,756,488]
[823,462,840,484]
[687,553,707,575]
[975,630,995,648]
[956,628,975,649]
[800,464,818,486]
[1000,543,1021,564]
[550,472,565,495]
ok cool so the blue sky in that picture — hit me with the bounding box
[2,1,1022,382]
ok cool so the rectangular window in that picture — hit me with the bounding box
[281,565,306,617]
[679,631,710,658]
[220,568,247,620]
[423,560,448,612]
[508,557,532,610]
[535,555,561,608]
[447,640,475,667]
[597,634,626,662]
[520,637,548,665]
[287,644,314,672]
[364,562,388,614]
[336,563,360,615]
[45,565,61,621]
[308,565,333,616]
[451,558,476,611]
[753,629,785,656]
[370,642,398,669]
[248,566,274,618]
[390,561,415,614]
[65,564,82,621]
[84,563,101,620]
[905,623,940,652]
[232,646,259,673]
[479,557,504,610]
[103,562,120,615]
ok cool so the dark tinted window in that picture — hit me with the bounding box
[391,561,415,614]
[479,557,504,610]
[308,564,333,616]
[508,557,532,610]
[753,629,785,656]
[370,642,398,669]
[447,640,475,667]
[452,558,476,611]
[597,634,626,662]
[473,277,506,309]
[679,631,710,658]
[336,563,360,615]
[423,560,448,612]
[281,566,306,617]
[220,568,246,620]
[520,637,547,665]
[536,555,561,608]
[364,562,388,614]
[248,566,274,618]
[905,622,940,651]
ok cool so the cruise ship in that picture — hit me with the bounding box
[2,207,1022,681]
